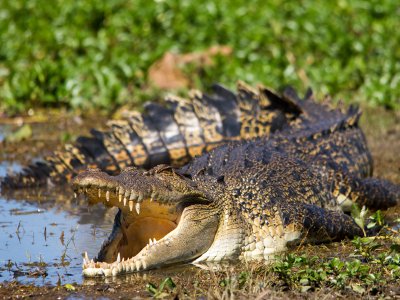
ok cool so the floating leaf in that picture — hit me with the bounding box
[64,283,76,291]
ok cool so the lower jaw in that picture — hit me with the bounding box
[82,215,179,277]
[82,230,178,277]
[82,254,149,277]
[82,204,220,277]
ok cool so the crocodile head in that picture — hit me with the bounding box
[72,165,220,277]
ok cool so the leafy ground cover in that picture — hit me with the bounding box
[0,0,399,114]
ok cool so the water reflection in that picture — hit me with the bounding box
[0,187,228,287]
[0,188,115,285]
[0,161,23,178]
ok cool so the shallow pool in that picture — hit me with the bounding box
[0,183,116,285]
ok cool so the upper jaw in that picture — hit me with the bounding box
[72,167,209,208]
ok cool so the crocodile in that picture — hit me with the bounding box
[2,82,309,189]
[72,87,399,277]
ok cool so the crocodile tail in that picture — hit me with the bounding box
[1,83,303,188]
[1,136,120,188]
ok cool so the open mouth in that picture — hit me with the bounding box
[72,167,217,277]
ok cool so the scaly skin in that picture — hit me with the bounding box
[72,91,400,277]
[2,82,308,188]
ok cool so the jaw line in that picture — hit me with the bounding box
[82,203,219,277]
[82,214,180,277]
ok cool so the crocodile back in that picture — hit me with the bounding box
[1,82,303,188]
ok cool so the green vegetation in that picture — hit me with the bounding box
[146,277,176,298]
[272,237,400,294]
[0,0,399,114]
[141,235,400,298]
[261,209,395,294]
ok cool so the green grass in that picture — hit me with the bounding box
[271,238,400,294]
[0,0,399,114]
[142,235,400,298]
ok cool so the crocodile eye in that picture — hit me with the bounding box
[153,164,173,173]
[123,167,137,172]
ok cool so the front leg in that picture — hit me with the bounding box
[241,203,363,261]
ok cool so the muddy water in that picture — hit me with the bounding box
[0,169,115,285]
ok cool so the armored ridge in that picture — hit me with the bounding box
[72,88,400,277]
[1,82,310,189]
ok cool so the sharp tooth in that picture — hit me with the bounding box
[74,192,77,198]
[85,251,89,263]
[119,194,122,202]
[82,258,86,268]
[129,201,134,212]
[123,197,127,206]
[152,238,157,244]
[129,191,137,201]
[117,253,121,263]
[149,238,153,246]
[98,189,101,197]
[130,262,135,271]
[135,202,141,215]
[106,190,110,201]
[138,193,143,202]
[85,188,88,193]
